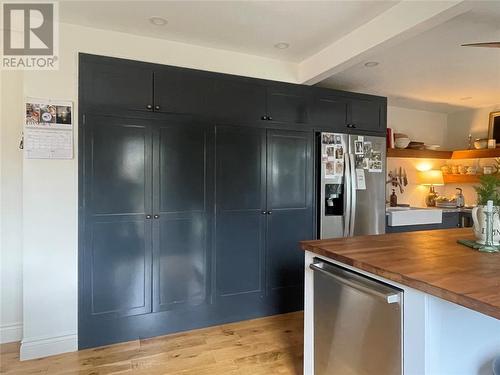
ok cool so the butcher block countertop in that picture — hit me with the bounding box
[301,228,500,320]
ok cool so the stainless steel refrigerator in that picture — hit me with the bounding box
[319,132,386,239]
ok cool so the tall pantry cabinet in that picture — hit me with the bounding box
[78,53,386,348]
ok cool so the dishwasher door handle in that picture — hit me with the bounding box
[310,263,400,304]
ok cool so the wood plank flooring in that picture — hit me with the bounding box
[0,312,303,375]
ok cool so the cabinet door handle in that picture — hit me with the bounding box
[261,115,268,120]
[146,104,152,110]
[146,215,152,219]
[154,214,160,219]
[261,211,267,215]
[267,211,272,215]
[154,105,160,111]
[267,116,273,121]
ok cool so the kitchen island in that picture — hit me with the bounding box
[301,228,500,375]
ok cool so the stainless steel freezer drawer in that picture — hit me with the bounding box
[311,259,403,375]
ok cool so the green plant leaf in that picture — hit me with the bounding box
[474,174,500,205]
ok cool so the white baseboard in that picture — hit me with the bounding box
[0,323,23,344]
[20,332,77,360]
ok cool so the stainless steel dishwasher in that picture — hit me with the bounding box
[310,258,403,375]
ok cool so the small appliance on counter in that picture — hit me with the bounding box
[417,170,444,207]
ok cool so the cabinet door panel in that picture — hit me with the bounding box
[90,220,151,316]
[267,130,313,291]
[90,123,148,214]
[157,214,206,309]
[215,126,266,297]
[153,122,210,312]
[350,98,383,133]
[154,69,214,115]
[216,212,265,296]
[311,94,349,130]
[268,132,309,209]
[82,115,153,320]
[267,85,309,125]
[213,79,266,123]
[158,126,206,213]
[81,57,153,112]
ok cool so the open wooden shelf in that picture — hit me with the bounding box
[443,174,480,184]
[451,148,500,159]
[386,148,452,159]
[387,147,500,160]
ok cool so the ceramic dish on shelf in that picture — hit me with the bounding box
[407,141,425,150]
[394,137,410,149]
[474,138,488,149]
[424,144,440,150]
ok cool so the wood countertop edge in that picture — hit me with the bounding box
[302,244,500,320]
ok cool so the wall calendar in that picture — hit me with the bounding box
[24,98,73,159]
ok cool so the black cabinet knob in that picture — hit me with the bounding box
[146,215,152,219]
[147,104,152,110]
[154,214,160,219]
[155,105,160,111]
[261,211,267,215]
[267,211,272,215]
[261,115,268,120]
[267,116,273,121]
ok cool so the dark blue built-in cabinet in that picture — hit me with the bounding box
[78,54,386,348]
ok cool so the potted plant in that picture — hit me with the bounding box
[472,175,500,244]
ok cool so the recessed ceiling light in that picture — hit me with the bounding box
[460,96,472,101]
[364,61,379,68]
[149,17,167,26]
[274,42,290,50]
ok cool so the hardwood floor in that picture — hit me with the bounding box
[0,312,303,375]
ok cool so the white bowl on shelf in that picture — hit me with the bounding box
[394,137,410,149]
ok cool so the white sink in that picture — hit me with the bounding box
[386,206,412,211]
[387,207,443,227]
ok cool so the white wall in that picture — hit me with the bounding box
[16,22,298,360]
[388,106,449,148]
[447,104,500,150]
[386,106,449,206]
[0,70,24,344]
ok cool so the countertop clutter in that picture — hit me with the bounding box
[301,228,500,319]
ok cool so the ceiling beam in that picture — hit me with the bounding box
[298,0,472,85]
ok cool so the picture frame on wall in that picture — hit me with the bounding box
[488,111,500,147]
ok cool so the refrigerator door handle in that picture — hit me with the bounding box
[349,153,357,237]
[343,152,351,237]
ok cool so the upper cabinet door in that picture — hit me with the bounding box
[349,97,386,134]
[213,78,267,124]
[80,55,153,112]
[153,68,215,115]
[266,84,310,125]
[310,91,349,131]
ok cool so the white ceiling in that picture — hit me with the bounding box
[318,1,500,113]
[59,0,397,62]
[59,1,500,113]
